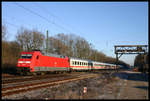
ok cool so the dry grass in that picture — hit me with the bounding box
[3,72,122,100]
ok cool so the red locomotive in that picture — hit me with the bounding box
[17,50,119,75]
[17,50,70,75]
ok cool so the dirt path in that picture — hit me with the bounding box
[116,71,148,99]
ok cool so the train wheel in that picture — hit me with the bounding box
[67,70,71,73]
[32,72,37,76]
[54,71,57,74]
[60,71,64,74]
[26,72,31,76]
[41,72,45,75]
[20,72,24,76]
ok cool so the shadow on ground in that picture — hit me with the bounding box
[113,71,149,82]
[2,64,17,75]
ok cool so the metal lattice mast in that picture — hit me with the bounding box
[46,30,48,54]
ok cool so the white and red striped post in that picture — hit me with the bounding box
[83,87,87,93]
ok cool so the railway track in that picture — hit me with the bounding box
[2,74,76,89]
[2,76,33,81]
[2,73,98,97]
[2,73,71,84]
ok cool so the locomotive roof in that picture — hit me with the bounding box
[92,61,116,66]
[43,53,66,58]
[92,61,105,64]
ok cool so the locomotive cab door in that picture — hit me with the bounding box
[35,55,40,69]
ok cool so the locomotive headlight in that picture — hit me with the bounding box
[18,61,23,63]
[26,61,31,63]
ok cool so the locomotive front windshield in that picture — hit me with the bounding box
[21,54,32,59]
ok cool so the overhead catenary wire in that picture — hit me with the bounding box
[3,19,19,28]
[14,2,72,34]
[2,19,20,41]
[33,3,58,20]
[3,18,45,37]
[33,2,86,36]
[4,3,90,44]
[3,17,32,31]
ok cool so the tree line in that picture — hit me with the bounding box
[2,25,129,70]
[134,53,149,72]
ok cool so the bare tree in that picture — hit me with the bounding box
[134,54,148,72]
[48,36,69,55]
[16,27,45,51]
[45,33,128,67]
[2,25,7,41]
[32,29,45,50]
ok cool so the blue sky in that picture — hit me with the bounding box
[2,2,148,65]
